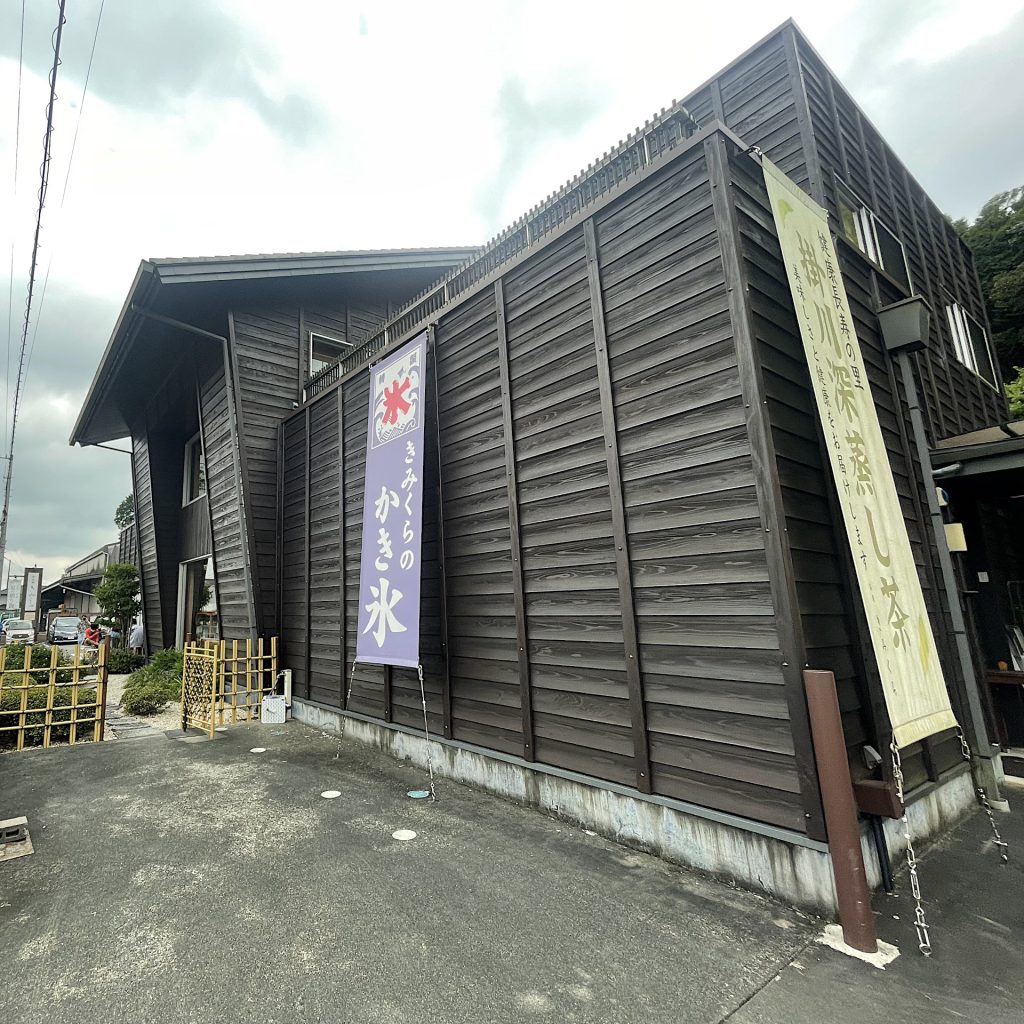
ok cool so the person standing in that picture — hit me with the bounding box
[129,620,144,656]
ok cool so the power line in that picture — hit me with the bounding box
[26,0,107,380]
[0,0,68,586]
[5,0,27,457]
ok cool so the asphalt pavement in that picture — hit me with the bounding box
[1,720,1021,1023]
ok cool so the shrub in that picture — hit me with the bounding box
[149,647,184,675]
[0,684,99,749]
[120,663,181,717]
[2,643,72,684]
[108,648,145,675]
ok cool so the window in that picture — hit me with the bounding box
[945,302,996,384]
[309,332,352,378]
[836,181,911,291]
[183,433,206,505]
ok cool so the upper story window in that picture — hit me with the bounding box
[183,432,206,505]
[309,332,352,379]
[945,302,996,385]
[835,181,911,292]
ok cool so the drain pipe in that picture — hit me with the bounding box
[128,305,258,641]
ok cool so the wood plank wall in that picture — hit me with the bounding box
[792,35,1006,442]
[279,138,824,836]
[199,364,252,638]
[132,433,163,649]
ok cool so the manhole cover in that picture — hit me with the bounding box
[321,790,341,799]
[392,829,417,841]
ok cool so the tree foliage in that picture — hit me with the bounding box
[954,186,1024,380]
[94,562,141,646]
[114,493,135,531]
[1006,366,1024,419]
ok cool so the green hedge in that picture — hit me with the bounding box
[0,684,99,749]
[120,662,181,717]
[108,648,146,675]
[3,642,73,684]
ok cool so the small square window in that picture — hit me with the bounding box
[835,180,911,291]
[309,332,352,378]
[945,302,996,384]
[183,433,206,505]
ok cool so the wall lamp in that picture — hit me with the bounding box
[877,296,932,355]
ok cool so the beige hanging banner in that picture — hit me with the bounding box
[762,157,956,749]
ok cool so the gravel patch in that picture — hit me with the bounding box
[105,672,182,736]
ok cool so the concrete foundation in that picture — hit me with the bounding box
[293,699,979,915]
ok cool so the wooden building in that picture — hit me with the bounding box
[73,22,1009,908]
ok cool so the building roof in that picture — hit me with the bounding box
[70,247,478,446]
[932,420,1024,479]
[145,248,481,284]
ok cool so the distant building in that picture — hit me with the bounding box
[40,543,119,619]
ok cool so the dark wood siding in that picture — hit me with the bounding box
[279,132,828,835]
[199,365,251,638]
[231,308,301,636]
[790,31,1007,441]
[132,434,162,650]
[280,413,308,696]
[308,395,343,706]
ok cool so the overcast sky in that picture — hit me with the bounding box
[1,0,1022,584]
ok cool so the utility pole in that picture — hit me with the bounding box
[0,455,12,588]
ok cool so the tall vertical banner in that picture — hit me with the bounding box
[355,332,428,668]
[763,158,956,749]
[23,567,43,625]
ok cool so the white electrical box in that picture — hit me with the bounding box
[261,694,287,724]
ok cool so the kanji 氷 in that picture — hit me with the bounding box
[381,377,412,426]
[362,577,407,647]
[374,486,399,523]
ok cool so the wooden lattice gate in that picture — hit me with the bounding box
[180,639,279,738]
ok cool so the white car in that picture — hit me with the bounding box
[2,619,36,644]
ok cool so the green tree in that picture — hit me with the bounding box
[1006,366,1024,419]
[114,493,135,532]
[955,186,1024,379]
[94,562,140,648]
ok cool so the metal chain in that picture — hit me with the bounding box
[417,663,438,802]
[957,728,1009,863]
[891,740,933,957]
[339,661,357,744]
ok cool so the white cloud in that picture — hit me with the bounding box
[0,0,1020,572]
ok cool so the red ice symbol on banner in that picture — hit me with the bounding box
[371,347,421,448]
[381,377,412,426]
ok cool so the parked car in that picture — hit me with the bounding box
[2,618,36,644]
[48,616,82,645]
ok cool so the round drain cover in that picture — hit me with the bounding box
[392,829,417,841]
[406,790,431,799]
[321,790,341,799]
[250,747,266,754]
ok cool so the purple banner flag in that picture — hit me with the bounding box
[355,332,428,668]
